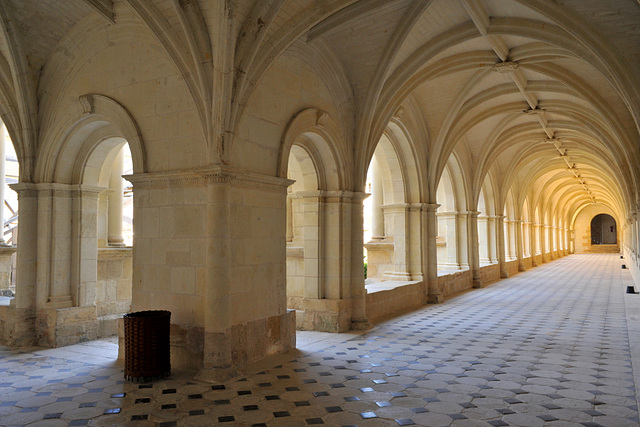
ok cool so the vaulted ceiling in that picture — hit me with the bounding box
[0,0,638,224]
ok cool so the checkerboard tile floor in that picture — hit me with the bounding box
[1,254,638,426]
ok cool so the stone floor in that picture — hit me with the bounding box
[1,253,639,426]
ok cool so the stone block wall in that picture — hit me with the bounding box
[365,282,423,322]
[96,247,132,336]
[439,269,473,297]
[479,263,501,285]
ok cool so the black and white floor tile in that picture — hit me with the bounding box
[0,254,638,426]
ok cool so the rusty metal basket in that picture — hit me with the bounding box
[123,310,171,382]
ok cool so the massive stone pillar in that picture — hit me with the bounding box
[425,203,441,302]
[125,167,297,380]
[108,147,125,247]
[468,211,481,288]
[496,215,508,278]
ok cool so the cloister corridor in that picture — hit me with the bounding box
[0,253,637,426]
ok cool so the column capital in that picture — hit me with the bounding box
[423,203,440,213]
[9,182,38,198]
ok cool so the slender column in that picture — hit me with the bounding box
[505,220,515,261]
[350,192,370,329]
[71,186,102,307]
[425,203,441,302]
[291,191,322,299]
[456,211,469,269]
[496,215,508,278]
[515,220,525,271]
[488,216,497,263]
[370,158,384,239]
[0,124,7,245]
[9,184,37,310]
[436,212,458,269]
[108,147,125,246]
[545,225,554,260]
[468,211,481,288]
[530,222,538,267]
[537,223,547,263]
[478,215,489,264]
[286,190,293,242]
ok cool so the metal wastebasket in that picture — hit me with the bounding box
[123,310,171,382]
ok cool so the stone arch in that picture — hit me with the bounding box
[280,108,354,332]
[478,175,498,266]
[364,119,424,282]
[36,94,146,184]
[278,108,347,190]
[591,214,617,245]
[14,94,145,347]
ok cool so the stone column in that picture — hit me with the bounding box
[350,191,370,330]
[37,184,74,309]
[71,186,102,307]
[7,183,37,345]
[488,215,497,263]
[108,147,125,246]
[515,220,525,271]
[456,211,469,269]
[382,203,413,280]
[425,203,441,302]
[478,215,489,264]
[537,223,547,263]
[545,224,553,261]
[468,211,481,288]
[504,220,514,261]
[529,222,538,267]
[286,190,293,242]
[370,158,384,240]
[0,124,7,246]
[496,215,508,278]
[437,212,459,269]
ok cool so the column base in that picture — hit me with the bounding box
[500,269,509,278]
[130,311,297,381]
[350,319,372,330]
[472,277,483,288]
[427,292,442,304]
[40,306,98,347]
[518,262,526,272]
[0,306,36,346]
[298,298,351,332]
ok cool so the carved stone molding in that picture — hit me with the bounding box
[493,61,519,73]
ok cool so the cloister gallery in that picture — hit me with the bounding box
[0,0,638,382]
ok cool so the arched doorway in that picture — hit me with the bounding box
[591,214,617,245]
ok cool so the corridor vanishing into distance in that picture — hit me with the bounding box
[0,253,638,426]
